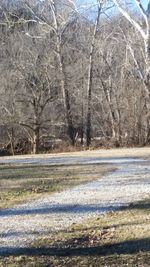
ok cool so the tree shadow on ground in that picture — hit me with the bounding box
[127,201,150,211]
[0,199,149,217]
[0,204,121,217]
[0,238,150,257]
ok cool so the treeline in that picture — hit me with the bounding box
[0,0,149,155]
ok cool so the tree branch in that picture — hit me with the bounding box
[113,0,146,40]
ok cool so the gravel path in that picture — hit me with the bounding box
[0,157,150,255]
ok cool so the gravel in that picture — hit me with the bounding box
[0,157,150,255]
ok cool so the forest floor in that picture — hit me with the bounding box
[0,147,150,266]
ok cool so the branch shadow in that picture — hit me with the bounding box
[0,204,121,217]
[0,199,149,217]
[127,201,150,211]
[0,238,150,257]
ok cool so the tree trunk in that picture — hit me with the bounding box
[144,23,150,140]
[32,127,40,154]
[144,34,150,91]
[81,101,84,145]
[7,127,15,156]
[100,77,119,139]
[57,40,75,145]
[86,4,102,147]
[52,3,75,146]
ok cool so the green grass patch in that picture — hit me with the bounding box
[0,199,149,266]
[0,163,111,209]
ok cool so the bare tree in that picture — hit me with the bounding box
[23,0,77,145]
[86,0,103,147]
[112,0,150,142]
[112,0,149,86]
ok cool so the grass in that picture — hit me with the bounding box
[0,163,111,209]
[0,160,149,266]
[0,199,149,266]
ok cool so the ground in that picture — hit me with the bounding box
[0,147,150,266]
[0,164,110,209]
[0,199,150,266]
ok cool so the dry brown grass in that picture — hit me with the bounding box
[0,200,149,266]
[1,147,150,161]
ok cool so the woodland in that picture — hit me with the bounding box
[0,0,150,154]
